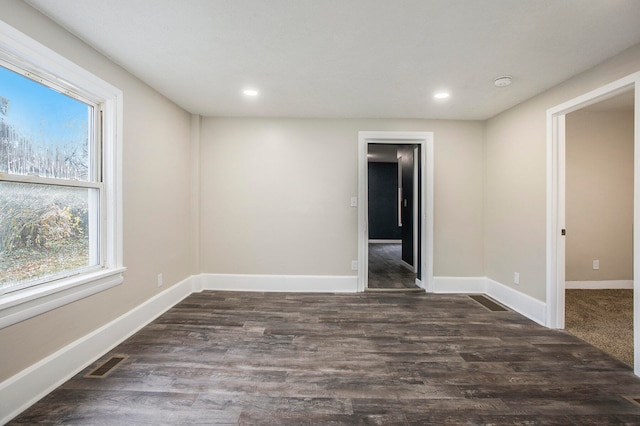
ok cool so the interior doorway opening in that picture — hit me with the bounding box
[563,90,635,367]
[367,144,420,291]
[357,131,434,293]
[547,71,640,375]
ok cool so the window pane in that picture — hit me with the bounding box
[0,65,93,180]
[0,182,99,292]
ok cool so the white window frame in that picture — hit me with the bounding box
[0,20,124,329]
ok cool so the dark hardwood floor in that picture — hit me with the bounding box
[10,291,640,424]
[368,243,418,290]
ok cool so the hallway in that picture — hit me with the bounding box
[367,243,418,290]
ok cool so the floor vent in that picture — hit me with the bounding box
[623,396,640,407]
[469,295,508,312]
[85,356,127,378]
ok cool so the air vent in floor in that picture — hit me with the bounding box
[623,396,640,408]
[469,295,508,312]
[85,355,127,378]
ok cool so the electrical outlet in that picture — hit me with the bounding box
[514,272,520,285]
[157,273,163,287]
[593,260,600,270]
[351,260,358,271]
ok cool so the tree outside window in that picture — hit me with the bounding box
[0,64,100,293]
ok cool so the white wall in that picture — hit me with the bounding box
[199,118,484,279]
[485,43,640,302]
[0,0,194,381]
[565,110,634,281]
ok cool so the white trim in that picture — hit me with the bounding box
[358,131,434,293]
[425,139,435,292]
[0,20,125,329]
[565,280,634,289]
[104,89,124,270]
[190,274,204,293]
[413,145,419,269]
[200,274,358,293]
[547,113,567,329]
[368,239,402,244]
[485,278,546,326]
[546,71,640,375]
[0,276,195,425]
[636,80,640,375]
[433,276,546,325]
[0,268,125,329]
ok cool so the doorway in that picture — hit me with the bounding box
[547,71,640,375]
[357,131,434,293]
[367,144,419,290]
[563,91,635,366]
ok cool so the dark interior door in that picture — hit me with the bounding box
[367,162,402,239]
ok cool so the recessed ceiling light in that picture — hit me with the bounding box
[494,76,512,87]
[434,92,450,100]
[243,88,259,96]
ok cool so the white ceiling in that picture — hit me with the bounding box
[24,0,640,120]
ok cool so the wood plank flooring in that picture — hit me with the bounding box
[368,243,418,289]
[10,291,640,424]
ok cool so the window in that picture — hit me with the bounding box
[0,64,100,292]
[0,21,124,328]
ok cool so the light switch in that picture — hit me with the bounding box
[350,196,358,207]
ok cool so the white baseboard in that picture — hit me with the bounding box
[433,276,546,326]
[200,273,358,293]
[565,280,633,289]
[0,276,195,425]
[190,273,204,293]
[485,278,546,326]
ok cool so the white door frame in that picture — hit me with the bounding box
[413,145,420,270]
[546,71,640,374]
[358,131,434,292]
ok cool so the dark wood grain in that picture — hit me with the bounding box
[10,291,640,425]
[368,243,418,289]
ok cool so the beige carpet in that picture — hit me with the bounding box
[565,289,633,366]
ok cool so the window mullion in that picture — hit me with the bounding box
[0,174,102,189]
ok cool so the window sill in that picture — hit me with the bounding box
[0,267,126,329]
